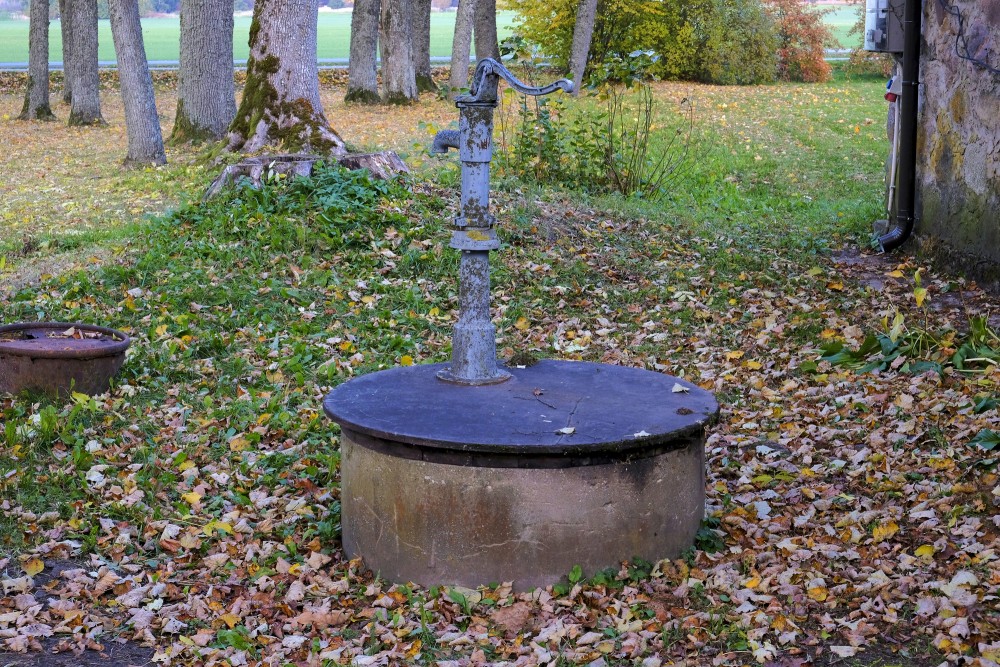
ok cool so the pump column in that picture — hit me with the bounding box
[438,102,510,385]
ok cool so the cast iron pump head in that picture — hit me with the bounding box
[432,59,572,385]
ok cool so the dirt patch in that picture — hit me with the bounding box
[832,247,1000,330]
[0,637,154,667]
[0,560,154,667]
[811,641,944,666]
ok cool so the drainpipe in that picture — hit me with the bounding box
[879,0,922,252]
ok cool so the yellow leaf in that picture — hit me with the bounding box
[913,287,928,307]
[361,295,375,305]
[826,281,844,291]
[338,340,354,352]
[872,520,899,542]
[743,360,763,370]
[23,558,44,576]
[514,317,529,331]
[229,436,249,452]
[401,355,414,366]
[178,460,195,471]
[182,491,202,505]
[429,307,440,317]
[178,635,195,646]
[725,350,744,360]
[744,576,762,589]
[256,413,272,426]
[219,613,240,629]
[887,270,904,278]
[155,324,168,337]
[203,520,233,536]
[807,586,828,602]
[915,544,936,559]
[807,267,823,276]
[288,563,302,576]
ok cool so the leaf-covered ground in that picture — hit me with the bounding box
[0,76,998,667]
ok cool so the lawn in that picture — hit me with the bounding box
[0,71,998,666]
[817,4,861,49]
[0,11,519,64]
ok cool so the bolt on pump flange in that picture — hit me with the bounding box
[430,59,572,386]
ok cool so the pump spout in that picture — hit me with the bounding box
[431,130,461,154]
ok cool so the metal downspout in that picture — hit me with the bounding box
[879,0,922,252]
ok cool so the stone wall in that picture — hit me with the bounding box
[914,0,1000,287]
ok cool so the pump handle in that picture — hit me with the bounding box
[459,58,573,105]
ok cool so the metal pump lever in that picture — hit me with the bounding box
[431,60,572,385]
[463,59,573,104]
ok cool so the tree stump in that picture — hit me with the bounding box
[202,151,409,200]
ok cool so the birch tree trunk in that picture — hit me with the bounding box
[412,0,436,93]
[108,0,166,166]
[58,0,73,104]
[473,0,499,60]
[19,0,56,120]
[67,0,104,126]
[449,0,474,93]
[228,0,345,154]
[568,0,597,95]
[379,0,417,104]
[345,0,380,104]
[171,0,235,142]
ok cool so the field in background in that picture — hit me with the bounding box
[821,4,860,48]
[0,5,861,65]
[0,11,519,64]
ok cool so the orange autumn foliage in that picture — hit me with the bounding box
[765,0,834,82]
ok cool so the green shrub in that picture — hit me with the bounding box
[494,52,694,201]
[507,0,780,86]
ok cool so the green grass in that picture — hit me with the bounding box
[817,4,862,49]
[0,11,518,63]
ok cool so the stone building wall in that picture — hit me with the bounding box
[914,0,1000,287]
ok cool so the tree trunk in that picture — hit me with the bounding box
[171,0,235,143]
[473,0,499,60]
[412,0,436,93]
[67,0,104,126]
[379,0,417,104]
[449,0,474,93]
[345,0,380,104]
[108,0,165,166]
[19,0,56,120]
[58,0,73,104]
[568,0,597,95]
[228,0,345,155]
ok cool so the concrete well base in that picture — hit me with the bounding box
[324,360,718,591]
[340,428,705,591]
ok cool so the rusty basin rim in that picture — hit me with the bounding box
[0,322,131,360]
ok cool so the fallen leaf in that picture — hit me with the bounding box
[22,558,43,577]
[872,520,899,542]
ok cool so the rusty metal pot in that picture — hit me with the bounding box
[0,322,131,397]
